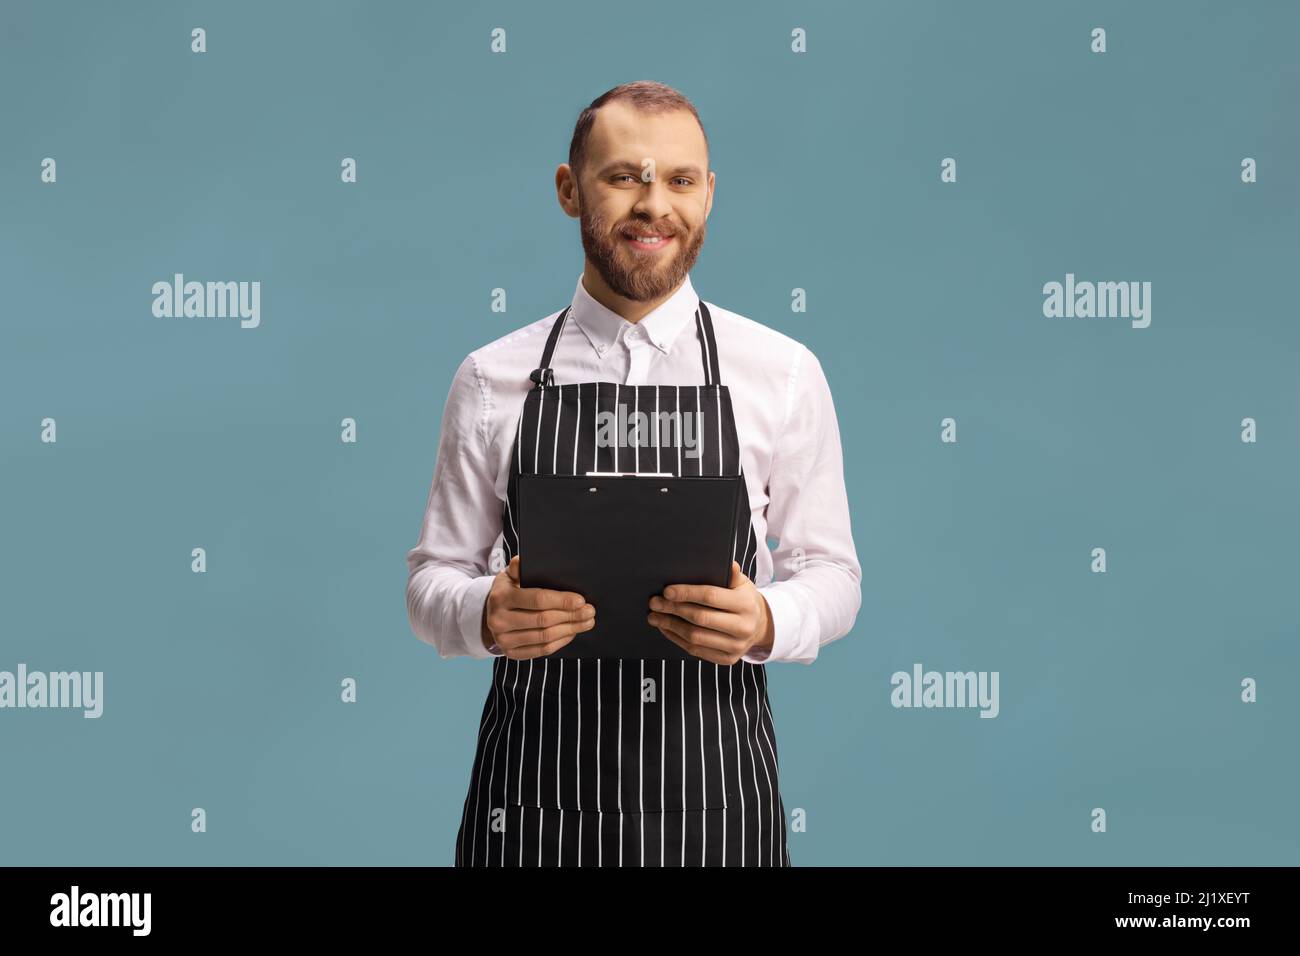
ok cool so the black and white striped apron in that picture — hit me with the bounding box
[454,300,791,867]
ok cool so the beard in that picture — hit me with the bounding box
[578,193,706,302]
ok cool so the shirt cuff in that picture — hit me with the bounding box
[458,573,503,659]
[745,584,806,665]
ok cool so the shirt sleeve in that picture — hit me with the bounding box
[405,354,506,660]
[745,344,862,666]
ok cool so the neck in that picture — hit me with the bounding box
[580,261,684,324]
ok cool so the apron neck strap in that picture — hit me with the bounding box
[529,297,721,388]
[528,306,570,388]
[695,301,721,386]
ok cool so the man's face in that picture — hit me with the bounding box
[569,100,713,302]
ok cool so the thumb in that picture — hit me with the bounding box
[506,554,520,585]
[729,560,745,588]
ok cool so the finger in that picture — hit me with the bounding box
[648,611,745,655]
[655,626,693,656]
[501,617,596,650]
[660,579,745,611]
[505,632,579,660]
[654,625,733,666]
[494,604,594,633]
[647,598,744,638]
[511,586,587,612]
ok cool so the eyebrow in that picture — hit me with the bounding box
[596,161,705,179]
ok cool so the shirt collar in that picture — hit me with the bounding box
[568,272,699,357]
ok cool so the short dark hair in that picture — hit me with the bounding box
[568,81,709,180]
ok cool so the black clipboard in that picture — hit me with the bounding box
[518,473,744,659]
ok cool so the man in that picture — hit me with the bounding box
[406,81,861,867]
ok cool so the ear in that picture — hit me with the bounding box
[556,164,581,219]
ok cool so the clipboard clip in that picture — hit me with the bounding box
[584,471,675,478]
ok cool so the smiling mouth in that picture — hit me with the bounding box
[623,231,676,252]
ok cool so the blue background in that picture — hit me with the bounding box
[1,0,1297,865]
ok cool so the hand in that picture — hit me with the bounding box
[481,556,596,660]
[646,561,774,665]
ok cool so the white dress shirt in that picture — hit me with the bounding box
[405,272,862,665]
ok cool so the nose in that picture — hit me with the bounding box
[630,177,675,221]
